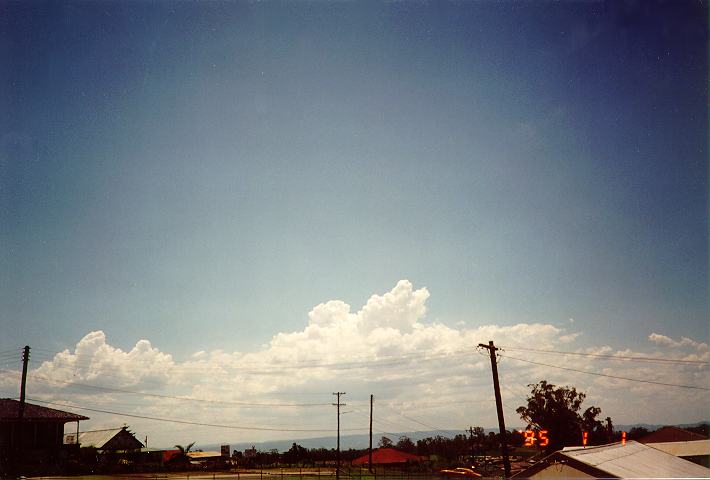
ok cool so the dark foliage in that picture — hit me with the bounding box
[516,380,608,452]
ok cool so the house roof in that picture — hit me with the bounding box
[64,427,143,450]
[0,398,89,422]
[647,439,710,458]
[516,441,710,478]
[351,448,424,465]
[638,425,708,443]
[188,451,225,459]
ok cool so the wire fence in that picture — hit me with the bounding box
[29,469,504,480]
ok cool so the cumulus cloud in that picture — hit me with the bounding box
[649,333,709,351]
[14,281,709,447]
[33,330,175,390]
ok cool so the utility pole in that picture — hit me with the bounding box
[369,394,373,473]
[478,341,510,478]
[19,346,30,421]
[468,426,475,458]
[333,392,346,480]
[606,417,614,443]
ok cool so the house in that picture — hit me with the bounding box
[351,447,425,466]
[513,440,710,478]
[638,425,708,443]
[64,426,144,451]
[0,398,88,451]
[638,426,710,467]
[188,451,228,469]
[0,398,88,473]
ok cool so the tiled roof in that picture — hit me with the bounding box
[638,425,708,443]
[351,448,424,465]
[0,398,89,422]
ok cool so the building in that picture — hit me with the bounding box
[0,398,88,451]
[514,440,710,478]
[638,426,710,467]
[0,398,89,473]
[351,448,425,466]
[638,425,708,443]
[645,440,710,467]
[64,426,144,451]
[187,451,228,469]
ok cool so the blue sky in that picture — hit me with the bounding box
[0,1,708,444]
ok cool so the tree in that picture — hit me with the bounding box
[469,426,486,456]
[627,426,650,440]
[172,442,196,465]
[516,380,607,452]
[396,436,415,453]
[582,406,606,444]
[378,436,393,448]
[283,443,309,465]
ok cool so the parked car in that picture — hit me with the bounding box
[439,467,482,477]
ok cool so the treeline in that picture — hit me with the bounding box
[236,430,522,468]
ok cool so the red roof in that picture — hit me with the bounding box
[163,449,181,463]
[638,426,708,443]
[352,448,424,465]
[0,398,89,422]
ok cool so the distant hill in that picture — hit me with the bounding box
[191,421,709,453]
[196,429,473,453]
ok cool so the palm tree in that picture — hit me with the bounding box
[172,442,196,465]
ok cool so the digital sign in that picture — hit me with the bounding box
[518,430,628,447]
[521,430,549,447]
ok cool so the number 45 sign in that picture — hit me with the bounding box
[521,430,549,447]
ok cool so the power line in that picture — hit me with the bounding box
[380,404,457,435]
[26,397,369,433]
[0,369,331,408]
[27,347,475,373]
[500,354,710,391]
[498,346,710,366]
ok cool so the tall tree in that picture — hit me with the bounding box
[516,380,606,452]
[396,436,415,453]
[378,436,393,448]
[173,442,196,465]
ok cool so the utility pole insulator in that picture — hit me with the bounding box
[478,341,511,478]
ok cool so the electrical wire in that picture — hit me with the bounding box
[26,397,369,433]
[499,353,710,391]
[26,347,475,374]
[0,368,331,407]
[498,346,710,366]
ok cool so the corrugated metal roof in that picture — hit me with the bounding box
[187,451,224,459]
[0,398,89,422]
[560,440,710,477]
[647,439,710,457]
[66,428,123,448]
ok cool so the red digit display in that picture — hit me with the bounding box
[621,431,626,446]
[523,430,536,446]
[538,430,549,447]
[582,431,588,446]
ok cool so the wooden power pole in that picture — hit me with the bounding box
[369,394,373,473]
[333,392,346,480]
[478,341,511,478]
[19,346,30,420]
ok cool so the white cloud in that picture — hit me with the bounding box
[33,331,175,390]
[14,281,709,448]
[649,333,709,351]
